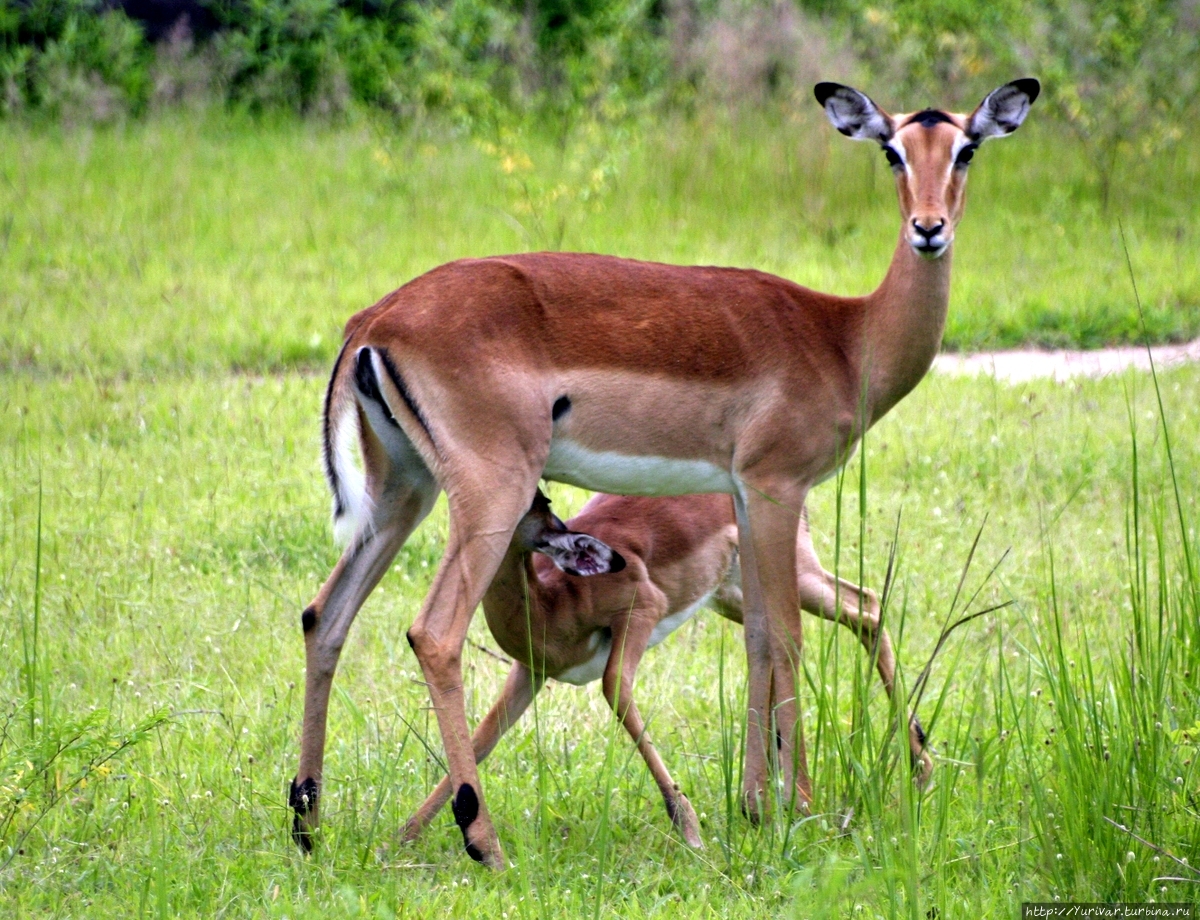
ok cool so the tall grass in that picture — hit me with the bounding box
[1,361,1198,915]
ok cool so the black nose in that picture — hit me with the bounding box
[912,219,945,240]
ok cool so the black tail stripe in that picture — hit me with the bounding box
[377,348,436,449]
[322,338,353,518]
[354,347,400,428]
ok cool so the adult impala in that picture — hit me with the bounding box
[290,78,1039,867]
[398,488,934,849]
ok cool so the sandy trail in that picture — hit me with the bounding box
[932,338,1200,383]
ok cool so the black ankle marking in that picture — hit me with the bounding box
[775,727,784,751]
[913,719,927,747]
[289,776,319,813]
[289,777,319,853]
[405,629,416,651]
[452,783,485,861]
[552,395,571,421]
[301,607,317,633]
[452,783,479,829]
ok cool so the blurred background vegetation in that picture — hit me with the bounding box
[3,0,1199,352]
[3,0,1197,135]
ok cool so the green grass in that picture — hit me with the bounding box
[1,363,1198,916]
[1,109,1198,377]
[1,111,1199,916]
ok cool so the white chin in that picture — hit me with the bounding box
[911,241,949,259]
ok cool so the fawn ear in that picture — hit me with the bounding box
[815,82,894,143]
[967,78,1040,141]
[537,532,626,576]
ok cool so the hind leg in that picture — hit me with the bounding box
[404,476,545,869]
[291,480,438,850]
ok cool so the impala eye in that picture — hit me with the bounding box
[955,144,978,167]
[883,146,903,169]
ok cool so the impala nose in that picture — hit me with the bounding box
[910,218,948,257]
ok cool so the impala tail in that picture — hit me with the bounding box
[321,340,370,546]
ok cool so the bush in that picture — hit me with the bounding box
[1,0,1197,149]
[2,0,153,119]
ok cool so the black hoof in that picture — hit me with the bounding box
[289,777,319,853]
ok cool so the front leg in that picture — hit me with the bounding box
[741,478,811,817]
[601,593,704,848]
[732,488,773,822]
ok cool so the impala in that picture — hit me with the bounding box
[290,78,1039,867]
[398,488,934,849]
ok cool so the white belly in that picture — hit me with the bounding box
[647,592,711,648]
[544,438,734,496]
[556,632,612,686]
[553,591,714,687]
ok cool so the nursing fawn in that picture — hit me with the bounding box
[399,489,933,849]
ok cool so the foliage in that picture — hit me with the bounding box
[803,0,1199,201]
[206,0,406,113]
[1028,0,1200,206]
[1,0,153,118]
[2,0,1197,148]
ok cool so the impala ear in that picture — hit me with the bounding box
[537,532,626,577]
[967,78,1040,141]
[815,82,893,143]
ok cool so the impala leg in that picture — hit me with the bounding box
[795,516,933,785]
[732,490,773,823]
[405,484,541,870]
[292,485,436,850]
[601,598,704,848]
[742,480,811,816]
[401,663,542,842]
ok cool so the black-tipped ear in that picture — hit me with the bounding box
[529,488,552,515]
[967,78,1040,141]
[537,532,623,577]
[814,82,893,143]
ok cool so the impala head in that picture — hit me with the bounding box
[815,78,1040,259]
[515,490,626,577]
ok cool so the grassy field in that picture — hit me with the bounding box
[1,109,1198,374]
[1,110,1199,917]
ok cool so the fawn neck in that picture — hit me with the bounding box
[481,543,542,655]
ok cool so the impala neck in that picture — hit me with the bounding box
[860,230,954,424]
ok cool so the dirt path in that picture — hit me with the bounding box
[932,338,1200,383]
